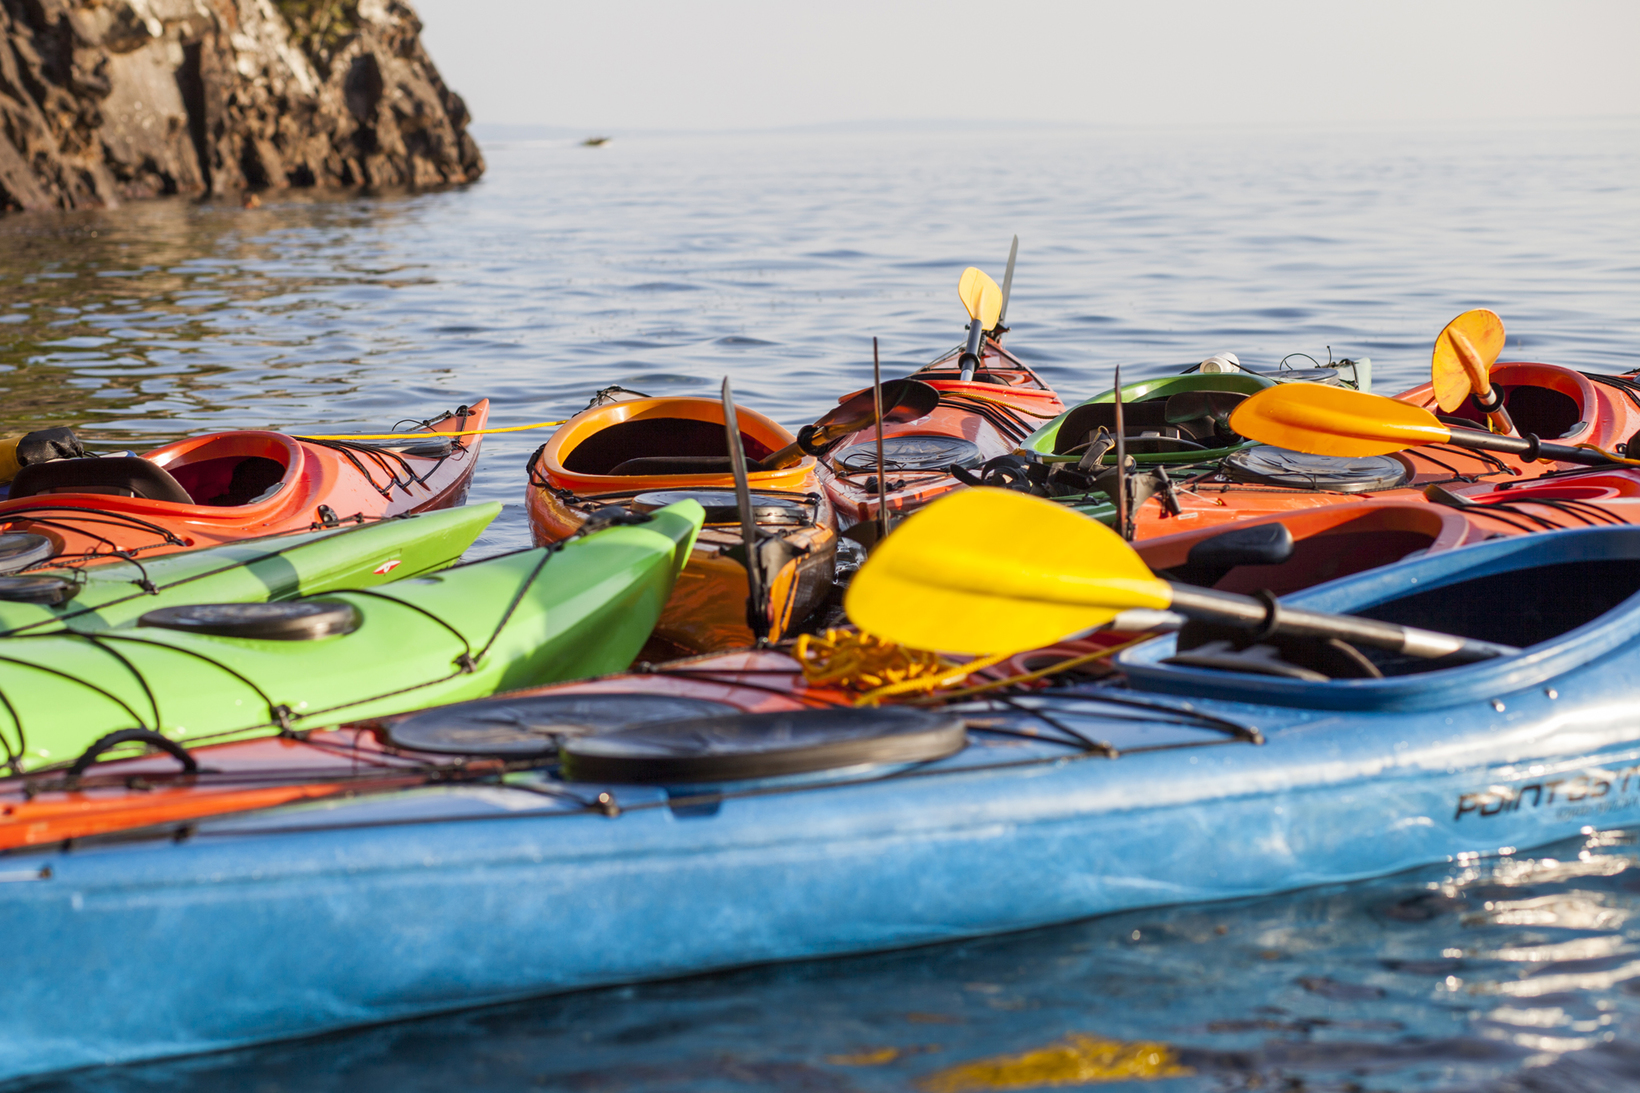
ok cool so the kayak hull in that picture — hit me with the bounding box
[3,679,1638,1078]
[526,396,836,651]
[0,400,489,564]
[6,527,1640,1079]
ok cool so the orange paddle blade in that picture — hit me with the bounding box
[1229,383,1452,457]
[1431,309,1506,413]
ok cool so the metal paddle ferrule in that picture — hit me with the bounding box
[1165,584,1518,665]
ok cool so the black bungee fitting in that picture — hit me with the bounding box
[385,693,742,758]
[558,706,968,785]
[138,601,362,640]
[1221,446,1411,493]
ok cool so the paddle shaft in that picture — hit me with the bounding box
[720,379,770,641]
[1167,584,1517,664]
[1113,366,1129,539]
[1444,426,1615,467]
[958,322,984,382]
[873,338,889,540]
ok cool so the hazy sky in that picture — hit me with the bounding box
[413,0,1640,131]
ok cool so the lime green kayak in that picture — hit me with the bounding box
[0,504,501,638]
[1,501,704,772]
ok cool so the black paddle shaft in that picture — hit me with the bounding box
[1444,427,1616,467]
[1167,584,1517,664]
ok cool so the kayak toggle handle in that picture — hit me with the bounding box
[1167,584,1519,665]
[68,728,198,779]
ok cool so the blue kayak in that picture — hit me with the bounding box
[5,526,1640,1079]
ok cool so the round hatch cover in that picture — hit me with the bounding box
[0,574,77,605]
[139,600,361,640]
[629,490,811,526]
[1222,446,1410,493]
[834,436,983,473]
[0,533,54,575]
[560,705,968,784]
[387,693,742,757]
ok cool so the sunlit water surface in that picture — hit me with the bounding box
[2,119,1638,1091]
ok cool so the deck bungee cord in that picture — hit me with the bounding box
[0,502,704,776]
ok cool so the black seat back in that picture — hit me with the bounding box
[9,457,195,505]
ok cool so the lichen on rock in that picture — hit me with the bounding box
[0,0,483,212]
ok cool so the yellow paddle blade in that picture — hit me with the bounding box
[957,267,1004,330]
[1431,308,1506,413]
[844,488,1172,656]
[1228,383,1452,457]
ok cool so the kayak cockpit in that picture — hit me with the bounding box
[1409,362,1599,442]
[7,431,301,509]
[537,396,814,493]
[1122,526,1640,710]
[562,416,771,477]
[150,432,302,507]
[1049,373,1275,459]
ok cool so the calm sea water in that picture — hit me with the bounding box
[3,118,1639,1090]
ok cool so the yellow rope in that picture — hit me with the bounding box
[791,629,1015,706]
[913,634,1154,703]
[853,651,1012,705]
[794,629,948,691]
[296,420,566,442]
[1573,442,1640,467]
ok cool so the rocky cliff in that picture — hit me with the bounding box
[0,0,482,212]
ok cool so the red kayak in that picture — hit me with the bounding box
[0,400,489,564]
[817,339,1063,529]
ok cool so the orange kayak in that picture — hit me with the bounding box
[0,400,489,564]
[1053,363,1640,540]
[525,392,837,654]
[1135,480,1640,597]
[817,339,1064,528]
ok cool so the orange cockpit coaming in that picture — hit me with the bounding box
[562,417,774,477]
[147,432,304,509]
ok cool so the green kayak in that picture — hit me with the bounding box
[0,501,704,772]
[0,504,501,638]
[1020,371,1278,468]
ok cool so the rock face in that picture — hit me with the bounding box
[0,0,482,212]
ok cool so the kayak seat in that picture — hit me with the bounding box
[9,456,193,505]
[1054,399,1233,456]
[201,457,286,506]
[1171,626,1383,680]
[1505,384,1583,439]
[562,417,774,475]
[608,456,735,476]
[1356,558,1640,654]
